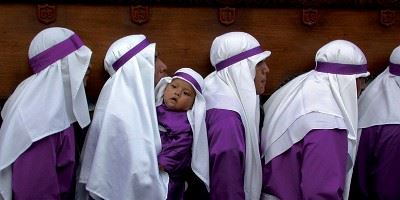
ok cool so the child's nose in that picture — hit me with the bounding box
[174,89,181,96]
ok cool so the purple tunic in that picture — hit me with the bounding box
[262,129,347,200]
[350,124,400,200]
[206,108,246,200]
[12,125,75,200]
[157,104,193,200]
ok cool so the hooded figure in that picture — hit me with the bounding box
[204,32,271,200]
[350,45,400,199]
[0,27,92,200]
[155,68,210,199]
[77,35,168,200]
[260,40,369,200]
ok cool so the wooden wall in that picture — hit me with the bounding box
[1,4,400,102]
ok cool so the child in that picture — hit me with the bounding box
[155,68,210,200]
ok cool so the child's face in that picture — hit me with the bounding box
[163,78,196,111]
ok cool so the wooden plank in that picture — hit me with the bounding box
[2,1,398,8]
[0,4,399,102]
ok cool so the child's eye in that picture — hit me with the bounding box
[171,84,177,88]
[184,91,191,96]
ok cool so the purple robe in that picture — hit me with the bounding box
[350,124,400,200]
[262,129,347,200]
[206,108,246,200]
[12,125,75,200]
[157,104,193,200]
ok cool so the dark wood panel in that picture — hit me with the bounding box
[0,4,399,102]
[5,1,400,8]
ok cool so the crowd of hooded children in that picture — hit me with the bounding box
[0,27,399,200]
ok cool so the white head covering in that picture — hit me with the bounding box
[77,35,168,200]
[260,39,369,200]
[155,67,210,191]
[359,45,400,128]
[204,32,271,200]
[0,27,92,200]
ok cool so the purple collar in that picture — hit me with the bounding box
[389,62,400,76]
[156,104,191,134]
[215,46,263,71]
[29,34,83,74]
[315,61,368,75]
[112,38,151,71]
[174,72,202,93]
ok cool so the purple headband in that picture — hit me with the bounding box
[215,46,264,71]
[174,72,202,93]
[29,34,83,74]
[315,61,368,75]
[389,62,400,76]
[112,38,151,71]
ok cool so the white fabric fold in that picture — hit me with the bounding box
[359,46,400,128]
